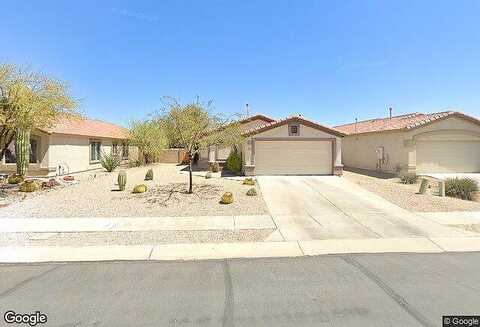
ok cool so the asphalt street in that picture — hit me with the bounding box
[1,252,479,326]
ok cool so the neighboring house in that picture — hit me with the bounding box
[0,116,136,177]
[199,114,276,162]
[203,114,345,176]
[335,111,480,174]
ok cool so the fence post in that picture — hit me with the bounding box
[438,180,445,197]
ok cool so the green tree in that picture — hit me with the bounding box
[0,64,78,176]
[129,119,167,164]
[162,98,243,193]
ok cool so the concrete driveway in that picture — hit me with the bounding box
[258,176,471,241]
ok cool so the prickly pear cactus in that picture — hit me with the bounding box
[118,170,127,191]
[15,128,31,177]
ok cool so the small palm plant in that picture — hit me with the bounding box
[100,151,122,172]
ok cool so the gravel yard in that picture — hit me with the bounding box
[0,229,275,246]
[0,164,268,218]
[343,169,480,212]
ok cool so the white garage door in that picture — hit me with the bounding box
[417,140,480,173]
[255,140,333,175]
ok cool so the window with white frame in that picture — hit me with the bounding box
[4,138,39,164]
[90,140,102,162]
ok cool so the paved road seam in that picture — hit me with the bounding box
[341,255,434,327]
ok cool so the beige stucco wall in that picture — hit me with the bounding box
[342,116,480,174]
[48,135,115,175]
[342,131,407,173]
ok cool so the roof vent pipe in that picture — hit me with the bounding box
[389,107,393,119]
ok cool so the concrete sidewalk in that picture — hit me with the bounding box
[418,211,480,225]
[0,215,276,233]
[2,237,480,263]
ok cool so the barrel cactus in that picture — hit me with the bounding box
[220,192,234,204]
[15,128,31,177]
[133,184,147,193]
[19,180,40,193]
[243,178,256,186]
[246,188,257,196]
[145,168,153,181]
[8,174,24,184]
[118,170,127,191]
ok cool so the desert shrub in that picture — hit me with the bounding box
[145,168,154,181]
[133,184,148,193]
[445,177,479,200]
[8,174,24,184]
[220,192,234,204]
[246,188,257,196]
[243,178,256,186]
[100,151,122,172]
[399,173,418,184]
[226,150,242,174]
[19,180,40,192]
[128,159,142,168]
[210,162,220,173]
[205,172,212,179]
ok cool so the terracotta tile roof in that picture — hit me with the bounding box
[39,116,129,139]
[238,114,276,124]
[334,111,480,135]
[243,115,346,137]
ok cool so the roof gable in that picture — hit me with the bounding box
[243,116,345,137]
[334,111,480,135]
[39,116,129,139]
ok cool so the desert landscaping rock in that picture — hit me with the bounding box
[0,229,275,246]
[343,170,480,212]
[0,164,268,218]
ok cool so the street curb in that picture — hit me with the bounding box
[1,237,480,263]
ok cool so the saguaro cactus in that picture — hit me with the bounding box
[15,128,31,177]
[118,170,127,191]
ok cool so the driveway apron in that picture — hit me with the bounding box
[258,176,471,241]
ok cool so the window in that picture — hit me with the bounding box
[289,124,300,136]
[90,140,102,162]
[112,142,119,155]
[122,143,129,159]
[30,139,38,163]
[4,139,39,164]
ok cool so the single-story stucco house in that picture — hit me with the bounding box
[202,114,345,176]
[0,116,136,177]
[334,111,480,174]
